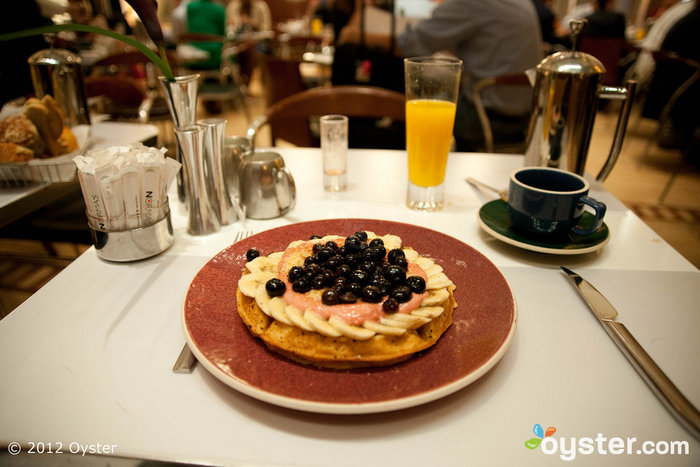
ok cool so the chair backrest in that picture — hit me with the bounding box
[257,54,307,108]
[247,85,406,148]
[472,72,532,154]
[578,36,627,86]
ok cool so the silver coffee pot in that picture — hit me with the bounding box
[524,21,636,181]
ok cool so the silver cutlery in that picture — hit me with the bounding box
[465,177,508,202]
[172,230,254,374]
[561,267,700,440]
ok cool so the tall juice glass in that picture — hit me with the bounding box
[404,57,462,211]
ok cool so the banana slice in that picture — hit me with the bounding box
[285,305,314,331]
[304,310,342,337]
[421,288,450,306]
[363,320,407,335]
[427,272,453,290]
[329,315,376,340]
[412,306,445,319]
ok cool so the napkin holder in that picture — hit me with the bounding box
[87,208,174,262]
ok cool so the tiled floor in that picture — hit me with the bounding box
[1,84,698,319]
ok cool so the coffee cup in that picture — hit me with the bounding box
[239,151,296,219]
[507,167,606,237]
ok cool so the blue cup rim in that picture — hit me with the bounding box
[510,167,589,196]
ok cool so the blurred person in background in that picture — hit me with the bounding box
[339,0,542,152]
[582,0,626,38]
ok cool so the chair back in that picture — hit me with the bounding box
[248,85,405,148]
[578,36,627,86]
[472,72,532,154]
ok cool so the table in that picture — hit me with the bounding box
[0,149,698,466]
[0,122,160,229]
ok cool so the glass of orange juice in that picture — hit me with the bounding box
[404,56,462,211]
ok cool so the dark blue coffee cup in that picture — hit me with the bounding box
[508,167,606,237]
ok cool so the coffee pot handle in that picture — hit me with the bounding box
[595,79,637,181]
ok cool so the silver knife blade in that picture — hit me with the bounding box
[561,266,700,440]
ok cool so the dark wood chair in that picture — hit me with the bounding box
[472,72,532,154]
[247,85,405,148]
[578,36,628,86]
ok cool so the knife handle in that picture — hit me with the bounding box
[604,320,700,440]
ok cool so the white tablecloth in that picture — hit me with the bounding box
[0,149,698,466]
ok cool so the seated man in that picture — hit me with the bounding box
[582,0,626,38]
[186,0,227,70]
[338,0,542,152]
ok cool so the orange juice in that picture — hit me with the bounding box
[406,99,456,187]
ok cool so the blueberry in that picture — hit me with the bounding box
[292,278,311,293]
[385,264,407,284]
[344,253,360,266]
[325,240,339,250]
[347,282,362,295]
[387,248,405,264]
[361,285,383,303]
[321,269,337,286]
[288,266,304,282]
[336,264,351,277]
[349,269,369,285]
[369,238,384,247]
[371,246,387,261]
[304,255,319,266]
[395,257,409,270]
[302,264,320,279]
[383,298,399,313]
[406,276,426,293]
[316,247,334,263]
[246,248,260,262]
[344,235,363,252]
[371,276,392,295]
[391,285,412,303]
[362,248,376,261]
[325,254,344,269]
[339,291,358,304]
[359,261,376,274]
[265,278,286,297]
[322,288,340,305]
[353,231,368,242]
[334,276,349,290]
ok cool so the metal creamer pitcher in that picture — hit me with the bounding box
[524,21,636,181]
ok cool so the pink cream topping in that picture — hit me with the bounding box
[278,239,428,326]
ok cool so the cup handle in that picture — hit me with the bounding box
[273,167,296,213]
[572,196,607,236]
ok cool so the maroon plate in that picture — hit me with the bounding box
[183,219,516,414]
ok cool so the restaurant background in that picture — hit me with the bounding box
[1,0,699,313]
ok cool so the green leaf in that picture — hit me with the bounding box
[0,24,174,81]
[525,438,542,450]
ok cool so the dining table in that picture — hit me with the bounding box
[0,147,698,466]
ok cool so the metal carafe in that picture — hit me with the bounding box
[524,21,636,181]
[28,48,91,126]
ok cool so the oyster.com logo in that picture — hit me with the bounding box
[525,423,557,450]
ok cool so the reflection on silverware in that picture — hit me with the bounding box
[173,229,254,374]
[465,177,508,202]
[561,267,700,440]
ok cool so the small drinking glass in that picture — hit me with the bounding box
[404,56,462,211]
[320,114,348,192]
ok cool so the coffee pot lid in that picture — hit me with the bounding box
[28,48,82,66]
[536,19,605,76]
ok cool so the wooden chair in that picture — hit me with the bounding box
[472,72,532,154]
[578,36,628,86]
[246,85,405,148]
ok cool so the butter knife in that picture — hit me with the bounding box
[561,267,700,440]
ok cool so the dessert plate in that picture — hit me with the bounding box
[183,219,516,414]
[478,199,610,255]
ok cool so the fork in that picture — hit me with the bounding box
[465,177,508,202]
[172,230,254,374]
